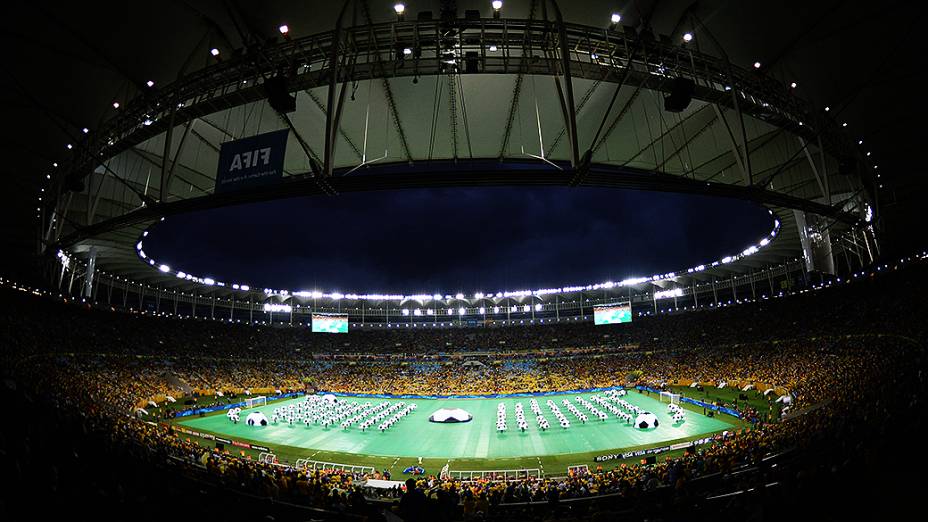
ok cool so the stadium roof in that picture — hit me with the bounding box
[2,0,924,294]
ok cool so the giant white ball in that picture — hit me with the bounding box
[246,412,269,426]
[635,412,659,429]
[429,408,473,423]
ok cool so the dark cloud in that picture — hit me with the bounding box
[145,187,772,293]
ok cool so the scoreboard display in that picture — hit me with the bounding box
[311,313,349,334]
[593,304,633,325]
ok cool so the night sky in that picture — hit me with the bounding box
[145,187,772,294]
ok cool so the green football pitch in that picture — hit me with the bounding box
[176,389,738,473]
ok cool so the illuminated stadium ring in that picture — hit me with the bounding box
[45,13,876,314]
[132,195,781,300]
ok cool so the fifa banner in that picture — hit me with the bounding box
[321,386,627,401]
[594,436,715,463]
[312,313,349,334]
[593,304,633,325]
[172,426,270,453]
[215,129,289,194]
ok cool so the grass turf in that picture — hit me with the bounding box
[172,388,747,475]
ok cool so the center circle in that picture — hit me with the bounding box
[143,187,773,293]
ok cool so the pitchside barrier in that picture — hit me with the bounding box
[294,459,375,475]
[635,386,741,418]
[317,386,627,401]
[449,468,542,482]
[172,391,305,418]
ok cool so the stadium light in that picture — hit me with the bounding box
[753,61,761,69]
[146,80,155,88]
[455,293,464,300]
[210,48,220,57]
[610,13,621,25]
[492,1,502,18]
[112,101,120,109]
[394,3,405,20]
[82,127,89,134]
[278,24,289,35]
[682,32,693,42]
[158,264,171,273]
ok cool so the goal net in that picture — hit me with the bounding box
[258,452,278,465]
[244,396,267,409]
[659,391,681,405]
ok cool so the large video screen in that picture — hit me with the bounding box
[593,304,633,325]
[311,314,349,334]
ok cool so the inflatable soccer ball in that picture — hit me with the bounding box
[635,412,659,429]
[246,412,269,426]
[429,408,473,423]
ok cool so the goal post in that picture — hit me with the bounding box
[258,452,278,465]
[659,391,681,405]
[245,396,267,409]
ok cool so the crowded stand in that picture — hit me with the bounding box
[1,258,927,520]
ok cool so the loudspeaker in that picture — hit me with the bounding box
[265,76,296,113]
[664,77,695,112]
[465,51,479,73]
[64,174,86,193]
[838,159,856,176]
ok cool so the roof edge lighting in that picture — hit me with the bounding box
[129,212,782,299]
